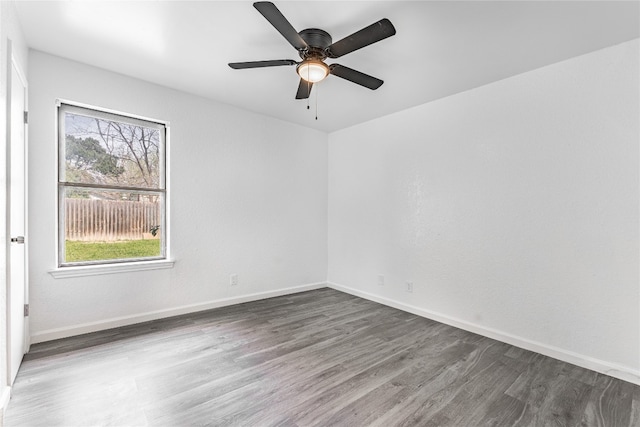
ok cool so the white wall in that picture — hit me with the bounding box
[28,51,328,341]
[0,0,28,411]
[328,39,639,383]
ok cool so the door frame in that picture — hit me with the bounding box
[5,39,29,387]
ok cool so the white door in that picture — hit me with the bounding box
[7,49,28,385]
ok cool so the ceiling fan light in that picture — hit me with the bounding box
[297,60,329,83]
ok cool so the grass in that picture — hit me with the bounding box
[65,239,161,262]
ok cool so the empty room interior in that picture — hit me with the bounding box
[1,0,639,426]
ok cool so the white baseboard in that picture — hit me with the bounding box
[1,385,11,418]
[327,282,640,386]
[31,282,327,344]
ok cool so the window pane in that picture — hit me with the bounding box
[61,186,164,264]
[63,112,162,189]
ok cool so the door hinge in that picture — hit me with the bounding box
[24,304,29,317]
[23,110,28,124]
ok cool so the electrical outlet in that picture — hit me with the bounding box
[230,274,238,286]
[406,281,413,293]
[378,275,384,286]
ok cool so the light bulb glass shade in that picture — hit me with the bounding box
[297,60,329,83]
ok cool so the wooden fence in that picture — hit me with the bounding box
[65,198,160,241]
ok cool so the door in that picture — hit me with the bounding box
[7,47,28,385]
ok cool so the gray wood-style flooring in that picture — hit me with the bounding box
[4,288,639,426]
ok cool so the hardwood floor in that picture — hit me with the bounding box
[4,288,639,426]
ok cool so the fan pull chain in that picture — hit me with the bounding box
[315,83,318,120]
[306,68,311,110]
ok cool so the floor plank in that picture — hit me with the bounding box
[4,288,639,426]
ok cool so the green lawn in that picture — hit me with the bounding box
[65,239,161,262]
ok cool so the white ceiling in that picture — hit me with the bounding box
[14,1,640,133]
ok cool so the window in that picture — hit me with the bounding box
[57,102,167,267]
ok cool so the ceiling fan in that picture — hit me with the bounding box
[228,1,396,99]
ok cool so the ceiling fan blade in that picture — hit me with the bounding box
[254,2,308,51]
[295,79,313,99]
[327,18,396,59]
[228,59,297,69]
[329,64,383,90]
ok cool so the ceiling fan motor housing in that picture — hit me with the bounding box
[298,28,332,60]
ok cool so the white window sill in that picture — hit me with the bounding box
[49,259,175,279]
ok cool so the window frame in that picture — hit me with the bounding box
[55,100,170,270]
